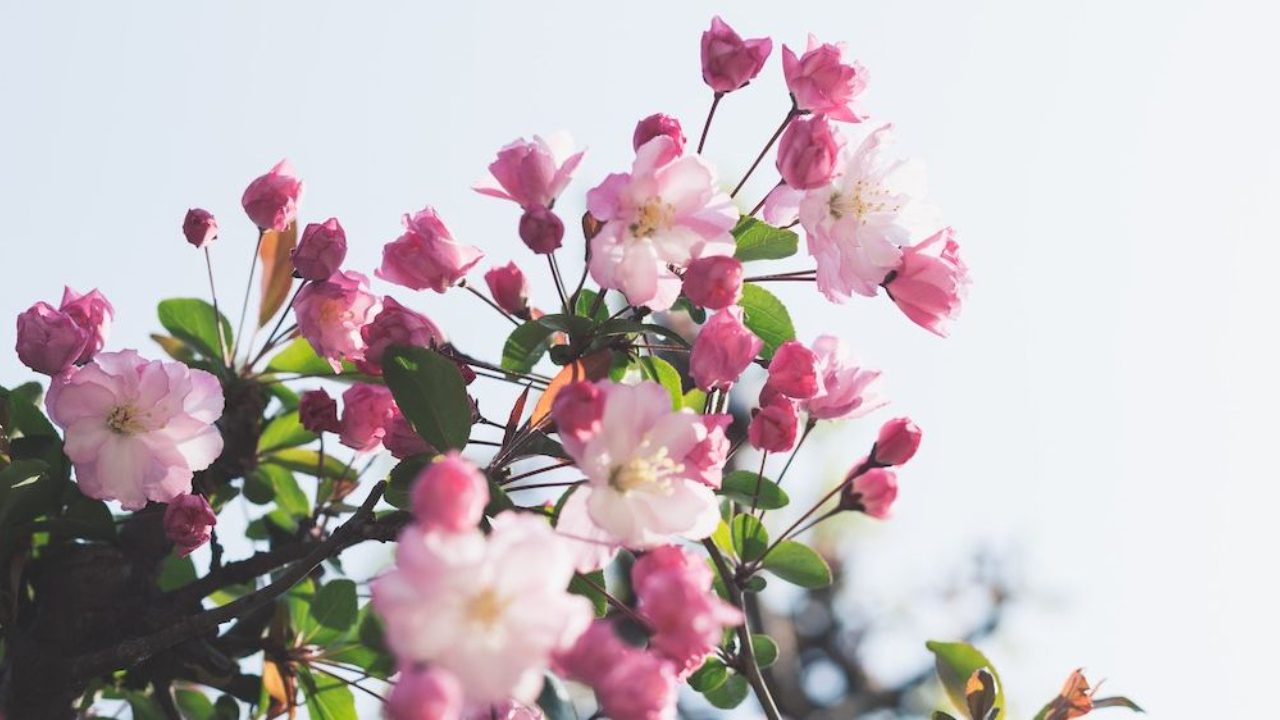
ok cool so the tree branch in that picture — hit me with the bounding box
[702,540,782,720]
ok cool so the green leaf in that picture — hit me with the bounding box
[704,673,749,709]
[752,634,779,668]
[731,514,769,562]
[385,455,430,510]
[738,284,795,360]
[126,692,169,720]
[158,298,232,362]
[306,579,358,646]
[2,388,56,438]
[214,695,240,720]
[257,411,316,454]
[761,541,832,589]
[537,674,578,720]
[720,471,790,510]
[176,689,217,720]
[383,346,472,451]
[266,337,335,375]
[687,658,729,692]
[683,387,708,413]
[1093,697,1145,713]
[636,356,683,409]
[263,449,356,482]
[255,464,309,519]
[926,641,1006,720]
[733,217,799,262]
[159,554,197,592]
[243,470,275,505]
[710,519,734,556]
[299,667,357,720]
[568,571,608,618]
[575,288,610,323]
[502,321,558,374]
[743,575,768,593]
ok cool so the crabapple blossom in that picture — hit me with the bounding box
[484,262,530,317]
[386,666,464,720]
[776,115,845,190]
[15,302,88,375]
[586,137,738,311]
[371,513,592,704]
[290,217,347,281]
[357,296,446,375]
[782,35,869,123]
[293,270,379,373]
[338,383,396,453]
[681,255,743,310]
[410,451,488,533]
[700,16,772,94]
[553,619,632,687]
[632,113,686,154]
[45,350,224,510]
[298,388,341,434]
[689,306,762,391]
[474,133,585,210]
[684,414,731,489]
[594,650,679,720]
[804,335,887,421]
[873,416,922,466]
[378,207,484,293]
[241,159,303,232]
[767,340,821,399]
[841,465,898,518]
[633,545,743,676]
[182,208,218,248]
[59,287,114,364]
[886,227,970,336]
[385,410,433,459]
[749,390,799,452]
[163,493,216,557]
[550,381,605,457]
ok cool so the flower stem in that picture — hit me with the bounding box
[231,230,265,366]
[748,180,783,219]
[460,280,521,327]
[702,539,783,720]
[697,92,724,154]
[204,247,230,368]
[731,105,800,198]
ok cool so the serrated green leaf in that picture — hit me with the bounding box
[738,284,795,360]
[502,321,557,374]
[257,411,316,454]
[731,514,769,562]
[704,673,749,709]
[761,541,832,588]
[926,640,1006,720]
[636,356,683,409]
[719,471,789,510]
[733,217,799,262]
[383,346,472,451]
[158,298,232,363]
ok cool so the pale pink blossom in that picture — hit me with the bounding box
[163,493,216,557]
[385,410,433,459]
[776,115,845,190]
[594,649,678,720]
[632,114,686,155]
[291,218,347,281]
[873,417,922,466]
[799,125,937,302]
[241,159,304,232]
[15,302,88,376]
[689,307,762,392]
[886,227,970,336]
[378,207,484,293]
[587,138,738,311]
[358,297,446,376]
[550,381,605,458]
[767,340,821,399]
[339,383,396,453]
[46,350,224,510]
[633,545,742,677]
[411,451,488,533]
[371,513,592,704]
[685,414,731,489]
[182,208,218,248]
[782,35,869,123]
[701,16,772,94]
[294,270,379,373]
[841,466,898,518]
[473,133,585,210]
[484,263,530,317]
[59,287,114,364]
[804,335,887,421]
[554,619,632,687]
[386,666,464,720]
[681,255,743,310]
[298,388,341,434]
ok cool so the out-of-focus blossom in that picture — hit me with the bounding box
[595,650,678,720]
[633,114,686,155]
[554,620,631,688]
[357,297,446,376]
[474,133,585,210]
[804,335,887,421]
[59,287,114,364]
[776,115,844,190]
[685,414,731,489]
[241,159,304,232]
[371,513,592,704]
[386,666,464,720]
[385,410,433,459]
[682,256,743,310]
[411,451,488,533]
[700,16,772,94]
[378,207,484,293]
[518,205,566,255]
[163,493,217,557]
[689,307,762,391]
[15,302,89,375]
[466,703,544,720]
[182,209,218,249]
[873,416,922,466]
[841,465,898,518]
[484,262,530,317]
[551,381,606,458]
[298,389,341,434]
[291,218,347,281]
[338,383,396,453]
[633,545,742,677]
[886,227,970,336]
[766,340,821,399]
[782,35,868,123]
[46,350,224,510]
[294,270,379,373]
[586,137,737,311]
[748,391,799,452]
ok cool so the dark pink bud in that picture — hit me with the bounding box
[682,256,743,310]
[483,262,530,317]
[873,417,922,466]
[411,451,489,533]
[298,389,341,434]
[748,393,799,452]
[518,204,565,254]
[766,340,820,399]
[163,493,217,557]
[241,159,304,232]
[357,297,446,376]
[183,208,219,248]
[15,302,88,376]
[689,307,762,391]
[633,113,687,154]
[841,466,898,518]
[776,115,844,190]
[701,16,773,94]
[291,217,348,281]
[384,410,433,460]
[59,287,113,364]
[385,665,463,720]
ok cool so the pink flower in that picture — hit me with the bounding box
[59,287,114,364]
[411,451,488,533]
[386,666,463,720]
[163,493,216,557]
[633,545,742,677]
[466,703,543,720]
[385,410,433,459]
[15,302,89,376]
[782,36,869,123]
[767,340,821,399]
[841,466,898,518]
[873,417,922,466]
[701,16,772,94]
[474,132,585,210]
[182,208,218,248]
[45,350,224,510]
[748,392,799,452]
[554,619,632,687]
[298,389,341,434]
[484,262,530,317]
[553,381,721,564]
[357,297,446,376]
[550,381,606,458]
[886,227,970,336]
[685,414,731,489]
[633,114,686,155]
[518,205,565,255]
[290,218,348,281]
[804,335,887,421]
[776,115,845,190]
[595,650,678,720]
[371,513,592,703]
[241,159,304,232]
[294,270,379,373]
[378,207,484,293]
[338,383,396,452]
[681,256,743,310]
[799,125,936,302]
[587,138,738,311]
[689,307,762,392]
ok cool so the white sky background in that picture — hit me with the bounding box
[2,0,1278,717]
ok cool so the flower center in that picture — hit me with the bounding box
[828,180,899,221]
[630,198,676,238]
[319,299,348,324]
[465,586,510,630]
[608,446,683,493]
[106,404,149,435]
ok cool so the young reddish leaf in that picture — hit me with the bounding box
[258,221,299,328]
[504,385,531,447]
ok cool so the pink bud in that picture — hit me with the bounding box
[685,414,731,489]
[291,218,348,281]
[377,207,484,293]
[483,262,530,317]
[748,393,799,453]
[886,228,970,337]
[551,381,605,457]
[776,115,844,190]
[386,666,463,720]
[554,620,631,687]
[595,650,678,720]
[842,466,898,518]
[385,410,433,460]
[782,36,869,123]
[58,287,113,364]
[766,340,820,399]
[183,208,219,248]
[633,545,742,677]
[689,306,762,391]
[338,383,397,453]
[357,297,446,376]
[411,451,489,533]
[241,159,304,232]
[518,204,565,254]
[633,113,686,154]
[163,493,217,557]
[15,302,88,376]
[682,256,743,310]
[298,389,341,434]
[873,417,922,466]
[701,16,773,94]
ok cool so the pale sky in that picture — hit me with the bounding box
[2,1,1278,717]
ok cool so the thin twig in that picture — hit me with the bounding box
[703,540,783,720]
[697,92,724,154]
[204,247,230,367]
[460,280,521,327]
[731,106,800,198]
[501,460,575,485]
[231,230,266,365]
